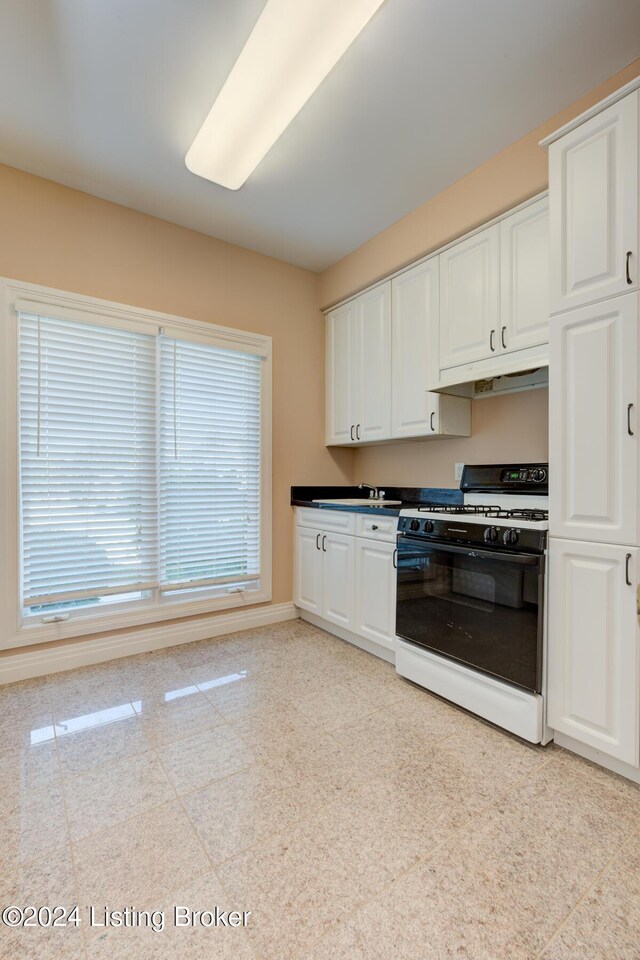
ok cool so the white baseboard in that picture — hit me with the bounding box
[553,732,640,784]
[299,610,395,665]
[0,602,299,685]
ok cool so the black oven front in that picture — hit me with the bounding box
[395,534,545,693]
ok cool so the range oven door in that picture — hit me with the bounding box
[396,535,544,693]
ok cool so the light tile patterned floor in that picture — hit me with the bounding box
[1,618,639,959]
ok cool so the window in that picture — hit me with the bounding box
[5,282,271,643]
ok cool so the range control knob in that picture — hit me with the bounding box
[410,518,421,531]
[531,468,547,483]
[423,519,434,533]
[503,528,519,545]
[483,526,498,543]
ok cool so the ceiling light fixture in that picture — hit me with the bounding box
[185,0,387,190]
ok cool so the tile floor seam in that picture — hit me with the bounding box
[191,707,554,876]
[148,705,285,956]
[9,624,640,960]
[150,735,234,895]
[212,746,558,955]
[301,753,560,958]
[52,723,90,960]
[552,747,640,804]
[532,824,640,959]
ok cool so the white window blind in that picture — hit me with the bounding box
[19,314,157,607]
[18,311,263,616]
[158,337,261,592]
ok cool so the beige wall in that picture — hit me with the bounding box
[319,58,640,490]
[0,163,353,653]
[3,59,640,662]
[319,59,640,309]
[355,389,549,489]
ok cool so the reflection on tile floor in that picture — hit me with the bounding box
[1,618,639,959]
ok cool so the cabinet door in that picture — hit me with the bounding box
[391,259,439,438]
[326,301,356,445]
[547,539,639,765]
[355,538,396,649]
[322,532,355,630]
[500,197,549,353]
[293,527,323,614]
[355,283,391,443]
[549,90,638,313]
[549,294,638,545]
[439,224,499,369]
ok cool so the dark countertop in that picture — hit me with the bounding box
[291,485,462,517]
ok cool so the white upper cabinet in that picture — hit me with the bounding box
[326,300,357,445]
[355,283,392,443]
[439,224,500,368]
[325,283,391,445]
[548,90,638,313]
[549,293,639,545]
[547,539,639,766]
[391,258,439,438]
[500,197,549,352]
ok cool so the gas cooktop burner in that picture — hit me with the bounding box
[418,504,548,522]
[418,504,501,515]
[506,508,548,522]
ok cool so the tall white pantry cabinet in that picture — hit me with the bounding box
[544,78,640,773]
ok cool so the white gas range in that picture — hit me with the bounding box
[394,463,550,744]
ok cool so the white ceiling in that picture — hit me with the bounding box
[1,0,639,271]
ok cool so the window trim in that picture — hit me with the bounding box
[0,277,272,651]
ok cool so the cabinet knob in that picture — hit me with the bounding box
[371,524,379,530]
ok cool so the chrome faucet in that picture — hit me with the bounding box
[359,482,380,499]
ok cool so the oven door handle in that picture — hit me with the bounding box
[397,535,541,566]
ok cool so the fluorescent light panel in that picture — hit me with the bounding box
[186,0,386,190]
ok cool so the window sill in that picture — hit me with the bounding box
[6,588,272,651]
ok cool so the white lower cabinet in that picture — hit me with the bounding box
[355,538,396,650]
[294,525,355,631]
[293,526,323,615]
[547,538,640,765]
[322,532,355,630]
[294,509,396,656]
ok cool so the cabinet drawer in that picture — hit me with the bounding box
[295,508,356,535]
[355,513,398,542]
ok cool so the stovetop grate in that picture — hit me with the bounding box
[417,504,548,521]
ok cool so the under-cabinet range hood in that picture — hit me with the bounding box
[473,367,548,399]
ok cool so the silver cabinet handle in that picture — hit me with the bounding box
[490,329,496,352]
[356,423,361,440]
[322,535,327,552]
[430,411,435,432]
[501,326,507,349]
[628,403,634,436]
[316,533,321,550]
[625,553,632,586]
[626,251,633,285]
[350,424,355,441]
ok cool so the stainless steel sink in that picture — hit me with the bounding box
[312,498,402,506]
